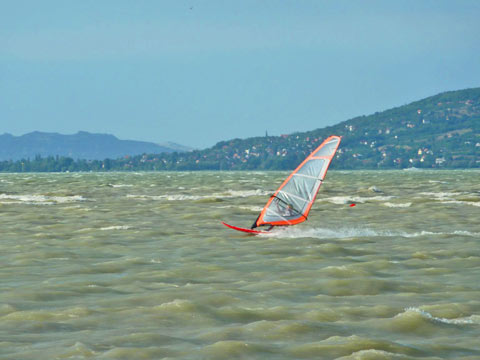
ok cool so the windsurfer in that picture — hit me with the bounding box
[251,215,274,231]
[282,203,295,217]
[223,135,341,234]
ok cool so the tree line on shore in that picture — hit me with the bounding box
[1,88,479,172]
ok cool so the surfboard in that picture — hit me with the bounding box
[222,135,342,234]
[221,222,269,234]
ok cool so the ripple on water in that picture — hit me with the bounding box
[288,335,426,359]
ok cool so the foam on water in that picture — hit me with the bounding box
[324,195,393,205]
[260,226,480,239]
[336,349,412,359]
[418,191,465,200]
[99,225,132,231]
[383,202,412,208]
[126,189,269,201]
[260,226,394,239]
[401,230,480,238]
[108,184,134,188]
[221,189,270,198]
[0,193,87,205]
[415,191,480,207]
[127,194,206,201]
[441,199,480,207]
[216,205,264,212]
[397,307,479,325]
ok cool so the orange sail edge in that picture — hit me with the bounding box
[253,135,342,229]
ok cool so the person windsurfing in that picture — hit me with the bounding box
[222,135,342,234]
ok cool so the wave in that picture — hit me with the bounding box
[383,202,412,208]
[223,189,271,198]
[99,225,132,231]
[260,227,394,239]
[259,227,480,239]
[416,191,480,207]
[126,189,269,202]
[441,199,480,207]
[396,307,479,325]
[0,193,87,205]
[336,349,412,359]
[217,205,264,212]
[323,195,393,205]
[418,191,464,200]
[402,230,480,238]
[127,194,205,201]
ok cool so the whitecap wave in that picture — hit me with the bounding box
[416,192,480,207]
[452,230,480,236]
[405,230,480,238]
[221,189,270,198]
[337,349,411,360]
[398,307,479,325]
[99,225,132,231]
[108,184,133,188]
[126,189,269,202]
[259,227,480,239]
[323,195,393,205]
[418,191,463,200]
[216,205,264,212]
[441,200,480,207]
[383,202,412,208]
[0,193,87,205]
[238,205,264,212]
[259,226,395,239]
[127,194,205,201]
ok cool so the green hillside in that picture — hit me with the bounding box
[142,87,480,170]
[1,87,479,172]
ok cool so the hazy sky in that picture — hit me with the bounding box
[1,0,479,148]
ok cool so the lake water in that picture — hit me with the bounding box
[1,170,479,359]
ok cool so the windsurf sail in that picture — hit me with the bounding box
[252,135,341,229]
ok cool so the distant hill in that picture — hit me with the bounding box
[0,131,190,161]
[1,88,479,171]
[140,87,478,170]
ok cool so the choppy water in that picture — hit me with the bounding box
[1,170,479,360]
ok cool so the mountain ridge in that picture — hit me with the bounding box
[0,131,191,161]
[1,87,479,171]
[149,86,480,170]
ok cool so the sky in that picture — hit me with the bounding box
[1,0,479,149]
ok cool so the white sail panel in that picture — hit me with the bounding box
[312,137,340,157]
[260,158,326,223]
